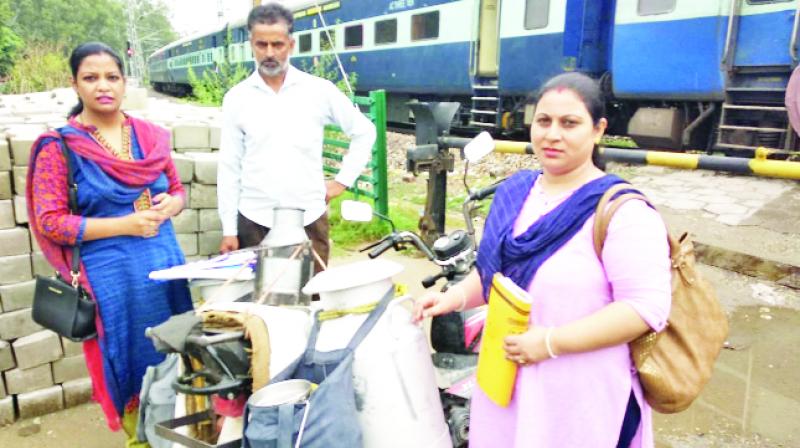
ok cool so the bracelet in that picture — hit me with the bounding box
[454,284,468,312]
[545,327,559,359]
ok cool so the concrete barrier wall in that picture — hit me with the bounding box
[0,89,224,424]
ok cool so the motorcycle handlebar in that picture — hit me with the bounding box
[469,182,500,201]
[368,238,395,259]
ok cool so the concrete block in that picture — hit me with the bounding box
[62,377,92,408]
[0,139,10,171]
[189,152,218,184]
[190,183,217,209]
[3,363,53,395]
[0,199,13,229]
[182,183,191,207]
[16,385,63,419]
[12,166,26,195]
[0,227,31,256]
[0,396,13,426]
[184,255,205,264]
[122,87,148,111]
[51,355,87,383]
[31,252,55,277]
[30,228,40,252]
[13,195,26,224]
[0,171,10,200]
[0,340,13,372]
[209,125,221,149]
[0,254,32,285]
[198,230,223,256]
[60,337,83,357]
[0,308,42,340]
[12,330,62,370]
[171,153,194,183]
[176,233,198,256]
[0,279,35,312]
[173,124,210,149]
[8,134,37,167]
[171,209,198,233]
[199,209,222,231]
[175,146,212,154]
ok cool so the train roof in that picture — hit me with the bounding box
[147,0,328,59]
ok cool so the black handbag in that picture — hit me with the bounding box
[31,140,97,342]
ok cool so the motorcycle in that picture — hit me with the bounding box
[341,132,501,447]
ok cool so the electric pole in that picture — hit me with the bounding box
[124,0,146,84]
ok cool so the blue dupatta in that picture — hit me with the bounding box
[475,170,630,298]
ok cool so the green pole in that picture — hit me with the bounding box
[370,89,389,216]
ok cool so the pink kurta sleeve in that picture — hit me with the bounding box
[601,199,672,331]
[31,140,85,245]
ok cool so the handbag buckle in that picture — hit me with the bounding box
[70,271,80,288]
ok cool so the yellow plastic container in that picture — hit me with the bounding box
[476,273,532,407]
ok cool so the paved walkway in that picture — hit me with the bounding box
[608,163,799,269]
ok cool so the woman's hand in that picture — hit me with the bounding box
[151,192,183,218]
[503,326,553,365]
[127,209,167,238]
[412,288,462,323]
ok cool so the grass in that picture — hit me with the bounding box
[329,168,496,257]
[328,190,421,256]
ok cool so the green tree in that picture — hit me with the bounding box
[132,0,177,61]
[10,0,127,52]
[0,0,22,77]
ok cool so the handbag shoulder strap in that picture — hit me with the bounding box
[59,139,82,278]
[592,184,679,261]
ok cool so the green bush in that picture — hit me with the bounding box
[187,59,249,106]
[3,43,70,94]
[0,26,22,78]
[301,52,358,95]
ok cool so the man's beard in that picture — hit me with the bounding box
[258,58,288,77]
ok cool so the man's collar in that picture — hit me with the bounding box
[248,64,300,92]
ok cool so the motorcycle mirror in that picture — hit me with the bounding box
[463,131,494,163]
[340,200,373,222]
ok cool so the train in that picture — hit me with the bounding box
[148,0,800,155]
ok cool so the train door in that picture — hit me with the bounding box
[726,0,798,71]
[718,0,798,153]
[476,0,500,77]
[562,0,614,75]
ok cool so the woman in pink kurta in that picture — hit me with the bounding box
[415,73,671,447]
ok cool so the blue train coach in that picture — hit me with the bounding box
[148,0,799,154]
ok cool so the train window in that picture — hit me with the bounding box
[299,34,312,53]
[411,11,439,41]
[345,24,363,49]
[320,29,336,50]
[524,0,549,30]
[375,19,397,45]
[746,0,791,3]
[637,0,676,16]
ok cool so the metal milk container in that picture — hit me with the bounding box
[253,207,314,305]
[302,259,451,448]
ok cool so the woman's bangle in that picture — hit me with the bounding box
[453,284,468,312]
[545,327,559,359]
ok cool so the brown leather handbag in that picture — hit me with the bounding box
[593,183,729,413]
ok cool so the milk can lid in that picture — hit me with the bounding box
[302,258,403,294]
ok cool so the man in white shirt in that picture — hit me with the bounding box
[217,3,376,269]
